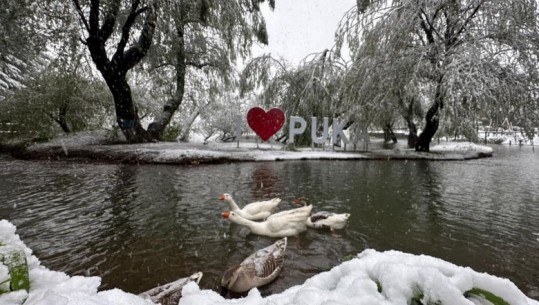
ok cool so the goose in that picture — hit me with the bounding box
[221,204,312,237]
[139,272,202,305]
[292,197,351,231]
[219,193,281,221]
[221,237,287,296]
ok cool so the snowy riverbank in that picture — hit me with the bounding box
[1,132,494,164]
[1,219,537,305]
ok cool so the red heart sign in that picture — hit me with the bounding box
[247,107,285,141]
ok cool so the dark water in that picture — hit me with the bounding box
[0,145,538,299]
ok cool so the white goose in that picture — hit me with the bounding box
[221,204,312,237]
[292,197,351,231]
[219,193,281,221]
[221,237,287,296]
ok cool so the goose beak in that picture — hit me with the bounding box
[222,211,231,219]
[219,194,225,201]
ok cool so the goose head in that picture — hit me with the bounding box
[222,210,238,219]
[220,264,241,296]
[291,197,309,206]
[219,193,233,202]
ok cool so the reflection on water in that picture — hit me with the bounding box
[0,145,538,299]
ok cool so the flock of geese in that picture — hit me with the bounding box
[139,194,351,304]
[218,193,351,296]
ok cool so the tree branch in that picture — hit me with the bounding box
[98,0,122,41]
[186,61,212,69]
[119,1,158,72]
[419,8,443,42]
[89,0,100,35]
[454,0,486,41]
[72,0,90,32]
[115,3,148,60]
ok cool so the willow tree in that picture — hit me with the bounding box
[337,0,539,151]
[0,0,67,99]
[72,0,158,142]
[146,0,272,140]
[240,50,349,145]
[72,0,271,142]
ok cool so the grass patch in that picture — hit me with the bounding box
[464,288,510,305]
[0,245,30,293]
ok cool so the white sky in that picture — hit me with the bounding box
[253,0,356,65]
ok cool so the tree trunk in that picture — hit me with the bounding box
[383,122,397,143]
[57,105,71,133]
[415,104,439,152]
[407,120,418,148]
[416,79,443,152]
[179,110,200,142]
[147,16,187,140]
[401,97,419,148]
[103,70,150,143]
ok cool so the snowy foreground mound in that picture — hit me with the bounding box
[1,219,537,305]
[180,251,538,305]
[0,220,153,305]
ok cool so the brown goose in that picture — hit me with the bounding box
[139,272,202,305]
[220,237,287,296]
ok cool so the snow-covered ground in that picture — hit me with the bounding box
[482,132,539,146]
[21,131,495,163]
[1,219,537,305]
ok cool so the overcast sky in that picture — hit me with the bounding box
[254,0,356,65]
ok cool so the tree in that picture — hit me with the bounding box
[72,0,272,143]
[337,0,539,151]
[0,70,112,140]
[0,0,59,99]
[72,0,159,143]
[145,0,272,140]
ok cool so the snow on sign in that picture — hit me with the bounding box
[246,107,285,141]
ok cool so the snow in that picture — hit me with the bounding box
[154,141,371,162]
[430,142,494,153]
[481,132,539,146]
[180,249,539,305]
[25,132,495,164]
[1,219,538,305]
[0,220,154,305]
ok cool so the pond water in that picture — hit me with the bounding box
[0,145,538,299]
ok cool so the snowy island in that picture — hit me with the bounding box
[3,132,494,164]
